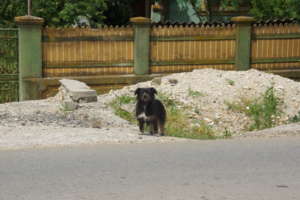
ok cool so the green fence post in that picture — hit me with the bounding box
[15,15,44,100]
[130,17,151,75]
[231,16,255,70]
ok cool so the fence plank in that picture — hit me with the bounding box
[43,27,134,77]
[251,22,300,70]
[150,24,236,73]
[42,21,300,76]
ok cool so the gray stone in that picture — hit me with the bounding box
[59,79,97,103]
[151,77,162,86]
[168,78,178,86]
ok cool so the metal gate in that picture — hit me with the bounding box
[0,29,19,103]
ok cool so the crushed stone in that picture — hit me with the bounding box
[1,69,300,150]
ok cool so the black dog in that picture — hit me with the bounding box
[134,87,166,136]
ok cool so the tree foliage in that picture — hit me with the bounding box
[178,0,300,21]
[33,0,107,27]
[250,0,299,20]
[0,0,26,27]
[0,0,142,27]
[1,0,107,28]
[1,0,299,28]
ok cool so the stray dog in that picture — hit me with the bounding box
[134,87,166,136]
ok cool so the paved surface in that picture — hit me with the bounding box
[0,137,299,200]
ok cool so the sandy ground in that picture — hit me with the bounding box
[0,125,187,151]
[1,123,300,151]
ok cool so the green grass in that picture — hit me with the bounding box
[226,86,283,131]
[289,111,300,123]
[188,88,205,97]
[158,93,219,139]
[109,95,136,123]
[226,79,235,86]
[222,128,234,138]
[115,95,136,105]
[109,92,230,140]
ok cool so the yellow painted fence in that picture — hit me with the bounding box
[43,26,134,77]
[42,21,300,77]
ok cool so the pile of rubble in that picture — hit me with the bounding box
[106,69,300,135]
[1,69,300,150]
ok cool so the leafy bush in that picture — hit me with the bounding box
[226,86,283,131]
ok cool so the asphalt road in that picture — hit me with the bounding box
[0,137,299,200]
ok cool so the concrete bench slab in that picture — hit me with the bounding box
[59,79,97,103]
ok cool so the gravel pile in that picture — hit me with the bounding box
[106,69,300,135]
[1,69,300,149]
[0,94,182,150]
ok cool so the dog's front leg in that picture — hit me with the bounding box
[158,122,165,136]
[149,123,155,135]
[138,119,145,134]
[153,121,158,135]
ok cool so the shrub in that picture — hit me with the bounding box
[226,86,283,131]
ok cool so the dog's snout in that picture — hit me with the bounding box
[142,94,147,99]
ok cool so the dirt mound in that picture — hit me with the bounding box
[106,69,300,136]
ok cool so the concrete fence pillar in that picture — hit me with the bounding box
[15,15,44,100]
[231,16,255,70]
[130,17,151,75]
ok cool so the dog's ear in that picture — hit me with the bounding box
[134,88,140,95]
[151,87,157,95]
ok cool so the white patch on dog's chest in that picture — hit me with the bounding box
[137,112,149,120]
[137,105,151,121]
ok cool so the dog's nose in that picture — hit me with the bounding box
[142,94,148,100]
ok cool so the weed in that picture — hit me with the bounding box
[158,93,218,139]
[188,88,205,97]
[157,93,177,108]
[226,87,283,131]
[59,101,77,113]
[190,121,217,139]
[109,95,136,123]
[60,104,71,113]
[156,93,190,136]
[110,93,220,140]
[115,95,136,105]
[289,111,300,123]
[222,128,233,138]
[226,79,235,86]
[194,108,201,115]
[225,100,245,113]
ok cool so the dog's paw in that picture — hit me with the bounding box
[139,131,144,135]
[158,133,165,137]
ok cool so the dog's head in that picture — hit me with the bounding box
[134,87,157,103]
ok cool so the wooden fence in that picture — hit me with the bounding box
[42,26,134,77]
[252,22,300,70]
[150,24,236,73]
[12,16,300,101]
[41,20,300,78]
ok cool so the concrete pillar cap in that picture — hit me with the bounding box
[130,17,151,24]
[15,15,44,25]
[231,16,255,24]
